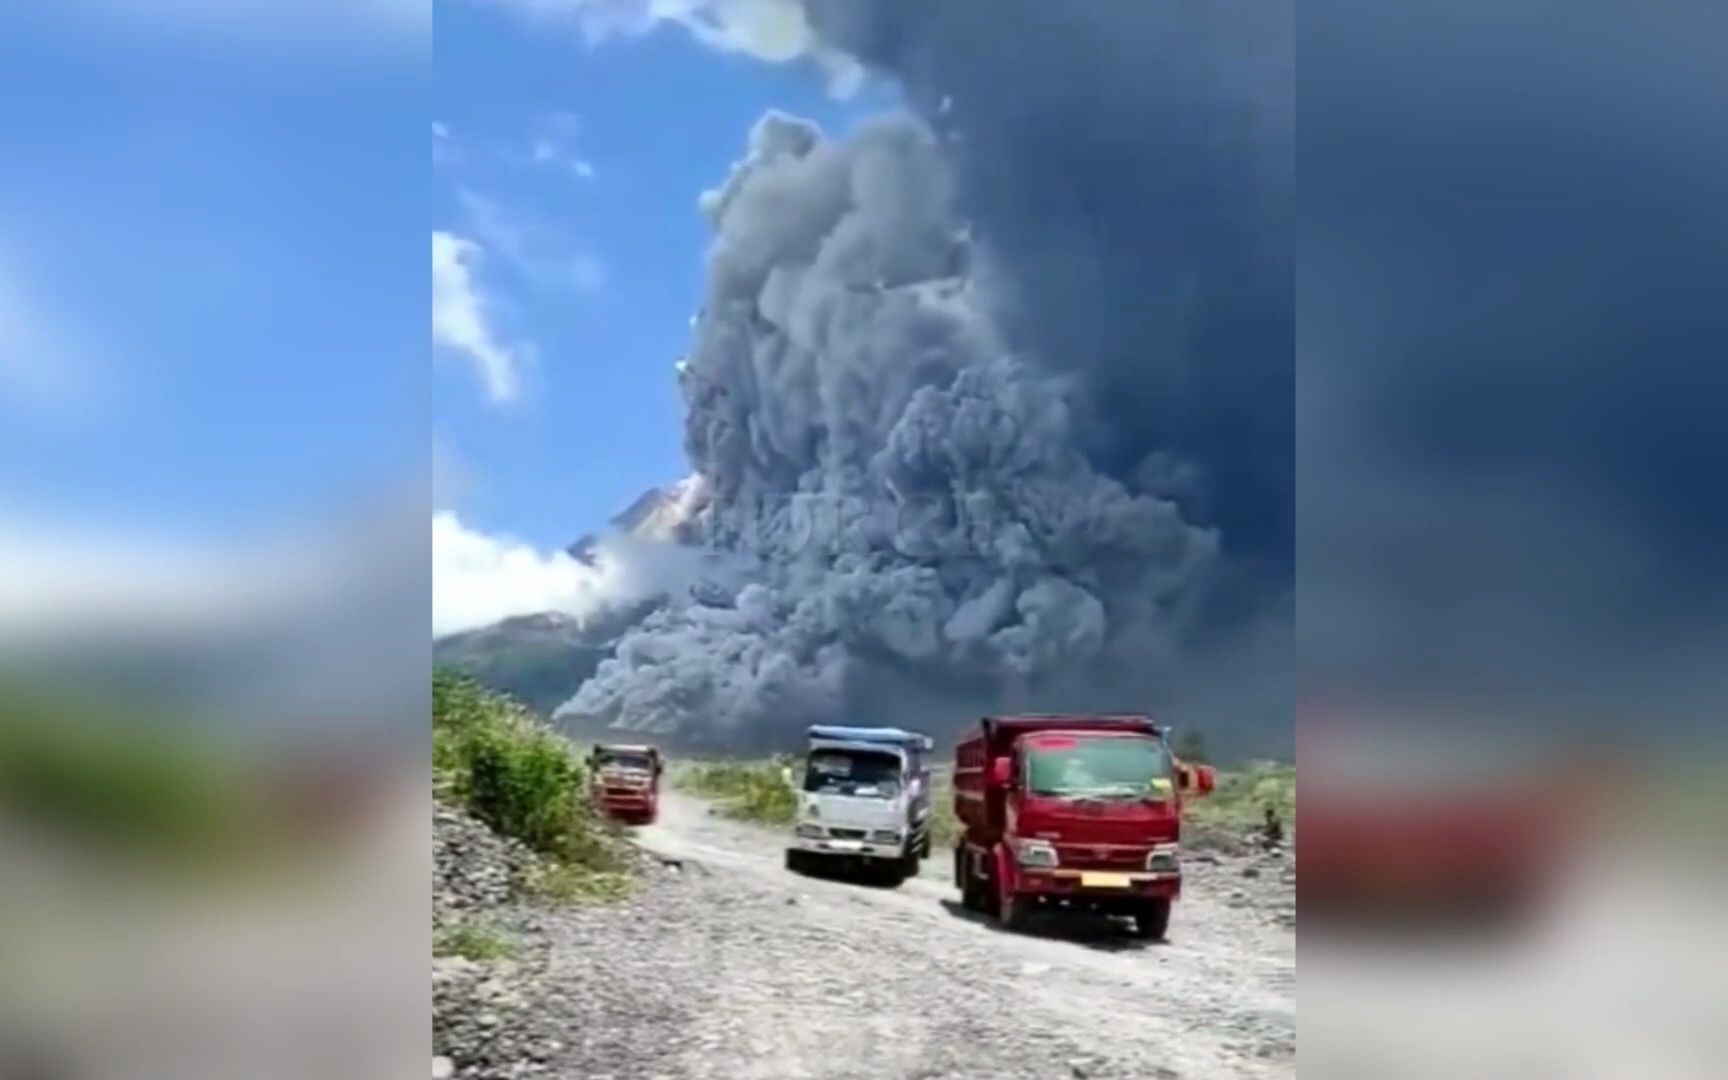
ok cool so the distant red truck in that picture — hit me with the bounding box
[587,744,663,826]
[1295,716,1581,929]
[953,714,1215,941]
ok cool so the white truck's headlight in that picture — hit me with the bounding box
[1013,839,1059,868]
[870,829,900,844]
[795,823,824,838]
[1146,843,1180,872]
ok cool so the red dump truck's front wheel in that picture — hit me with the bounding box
[1132,898,1172,940]
[956,843,1000,915]
[992,845,1034,931]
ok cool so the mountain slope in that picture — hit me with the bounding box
[436,477,706,717]
[566,475,706,566]
[431,606,650,719]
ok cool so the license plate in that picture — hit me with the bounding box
[1080,872,1134,889]
[824,839,862,852]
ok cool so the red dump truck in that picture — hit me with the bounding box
[953,714,1215,940]
[1296,714,1582,930]
[587,744,663,826]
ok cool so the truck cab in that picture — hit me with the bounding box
[587,744,663,826]
[784,725,935,887]
[953,714,1214,940]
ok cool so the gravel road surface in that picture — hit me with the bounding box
[449,791,1295,1080]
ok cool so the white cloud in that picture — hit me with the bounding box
[473,0,864,97]
[433,511,625,637]
[0,514,337,641]
[0,495,432,730]
[456,191,606,295]
[432,231,523,404]
[526,111,598,180]
[530,141,598,180]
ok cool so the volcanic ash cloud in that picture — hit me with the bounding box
[558,112,1218,744]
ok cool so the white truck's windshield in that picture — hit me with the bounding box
[803,748,903,798]
[1025,736,1173,799]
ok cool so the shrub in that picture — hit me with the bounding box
[927,770,959,848]
[1184,760,1296,843]
[432,670,624,877]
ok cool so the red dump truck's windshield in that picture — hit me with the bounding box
[1024,735,1174,800]
[598,752,653,772]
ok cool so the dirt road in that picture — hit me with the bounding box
[528,791,1295,1080]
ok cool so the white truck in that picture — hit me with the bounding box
[783,725,935,887]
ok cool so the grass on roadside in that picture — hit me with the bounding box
[928,772,959,849]
[678,757,962,846]
[433,669,629,900]
[433,918,518,962]
[677,758,799,825]
[527,860,633,904]
[1183,760,1295,849]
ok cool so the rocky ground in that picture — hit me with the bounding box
[433,802,691,1080]
[434,802,540,916]
[432,796,1296,1080]
[1187,841,1299,932]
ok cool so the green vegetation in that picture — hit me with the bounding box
[1184,760,1295,843]
[528,860,633,903]
[433,669,628,896]
[433,919,519,962]
[431,603,655,718]
[432,615,610,718]
[677,758,800,824]
[677,757,954,849]
[928,770,959,848]
[0,679,274,868]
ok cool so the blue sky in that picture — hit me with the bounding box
[0,7,427,539]
[433,1,897,550]
[0,2,901,638]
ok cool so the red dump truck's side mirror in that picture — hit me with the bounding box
[989,756,1013,787]
[1179,764,1216,795]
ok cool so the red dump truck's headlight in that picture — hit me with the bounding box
[1013,839,1059,868]
[1146,843,1180,872]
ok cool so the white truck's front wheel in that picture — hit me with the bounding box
[897,847,920,880]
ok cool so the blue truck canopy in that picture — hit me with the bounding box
[806,725,933,751]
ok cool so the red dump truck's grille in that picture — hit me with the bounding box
[1055,843,1150,870]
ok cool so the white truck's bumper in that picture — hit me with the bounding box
[788,832,904,861]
